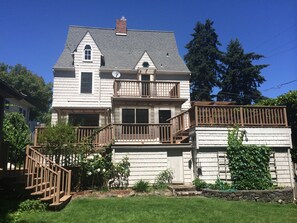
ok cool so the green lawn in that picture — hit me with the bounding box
[4,196,297,223]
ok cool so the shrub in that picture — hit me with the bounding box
[3,112,31,164]
[133,180,150,192]
[227,128,273,190]
[153,169,173,189]
[193,178,208,190]
[207,178,232,190]
[18,199,47,212]
[8,199,47,223]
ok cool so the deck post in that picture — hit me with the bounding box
[283,107,288,127]
[67,170,72,195]
[195,106,198,127]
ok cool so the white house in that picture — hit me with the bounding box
[48,18,294,187]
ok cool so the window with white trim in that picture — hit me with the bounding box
[81,72,92,93]
[84,45,92,60]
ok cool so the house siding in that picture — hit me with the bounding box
[134,52,156,69]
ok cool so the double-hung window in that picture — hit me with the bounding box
[81,72,92,93]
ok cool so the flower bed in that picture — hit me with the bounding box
[202,188,294,204]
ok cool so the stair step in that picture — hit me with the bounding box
[26,182,50,190]
[49,195,72,210]
[40,191,65,202]
[31,186,56,196]
[176,191,202,196]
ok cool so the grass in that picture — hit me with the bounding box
[3,196,297,223]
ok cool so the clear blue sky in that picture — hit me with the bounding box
[0,0,296,98]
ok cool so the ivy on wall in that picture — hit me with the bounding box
[227,128,273,190]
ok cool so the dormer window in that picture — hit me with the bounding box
[84,45,92,60]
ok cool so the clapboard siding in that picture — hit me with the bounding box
[134,52,156,69]
[196,147,294,187]
[195,127,292,147]
[53,32,102,108]
[114,149,168,186]
[183,150,193,184]
[114,147,192,186]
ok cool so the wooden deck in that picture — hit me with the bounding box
[34,105,288,147]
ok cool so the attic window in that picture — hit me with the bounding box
[142,61,149,68]
[84,45,92,60]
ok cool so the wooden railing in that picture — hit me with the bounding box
[114,80,180,98]
[192,105,288,127]
[25,145,71,205]
[34,124,113,148]
[113,123,172,143]
[170,105,288,132]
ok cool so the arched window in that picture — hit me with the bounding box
[84,45,92,60]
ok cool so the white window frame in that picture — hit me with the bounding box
[80,72,93,94]
[84,45,92,61]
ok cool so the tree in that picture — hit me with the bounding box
[184,20,222,101]
[3,112,31,164]
[0,63,52,121]
[258,91,297,163]
[217,39,268,104]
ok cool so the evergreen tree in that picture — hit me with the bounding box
[184,20,222,101]
[218,39,268,104]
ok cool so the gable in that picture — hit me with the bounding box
[74,32,102,65]
[134,51,156,70]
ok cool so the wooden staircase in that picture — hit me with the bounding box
[25,145,72,209]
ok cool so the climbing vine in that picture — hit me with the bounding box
[227,128,273,190]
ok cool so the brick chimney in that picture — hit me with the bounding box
[115,16,127,36]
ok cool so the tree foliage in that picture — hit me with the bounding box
[227,128,272,190]
[0,63,52,121]
[3,112,31,163]
[217,39,268,104]
[258,90,297,162]
[184,19,222,101]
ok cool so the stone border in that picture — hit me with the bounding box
[202,188,294,204]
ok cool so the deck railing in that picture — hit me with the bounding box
[113,123,172,143]
[170,105,288,134]
[114,80,180,98]
[34,124,113,148]
[25,145,71,205]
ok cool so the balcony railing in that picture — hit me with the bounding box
[114,80,180,98]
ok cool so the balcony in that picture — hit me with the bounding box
[113,80,180,98]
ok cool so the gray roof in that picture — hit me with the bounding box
[54,26,189,73]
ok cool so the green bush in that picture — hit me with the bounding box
[3,112,31,164]
[193,178,208,190]
[207,178,232,190]
[153,169,173,189]
[133,180,150,192]
[18,199,47,212]
[227,128,273,190]
[8,199,47,223]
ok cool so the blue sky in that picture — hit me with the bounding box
[0,0,296,98]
